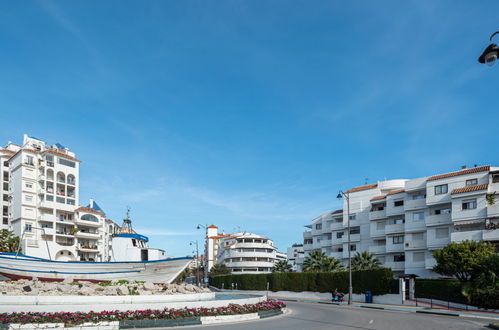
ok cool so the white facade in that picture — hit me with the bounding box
[299,165,499,278]
[2,134,166,263]
[286,244,304,272]
[215,232,278,274]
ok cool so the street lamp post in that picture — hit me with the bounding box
[337,190,353,305]
[189,240,200,286]
[478,31,499,66]
[196,224,208,282]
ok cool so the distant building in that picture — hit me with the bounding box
[298,165,499,278]
[286,243,304,271]
[204,225,282,274]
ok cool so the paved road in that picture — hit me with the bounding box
[169,301,493,330]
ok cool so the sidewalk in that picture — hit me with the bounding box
[276,297,499,320]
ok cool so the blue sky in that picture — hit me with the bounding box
[1,1,498,256]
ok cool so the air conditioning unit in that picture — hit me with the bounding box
[404,243,409,247]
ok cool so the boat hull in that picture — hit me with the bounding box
[0,253,192,283]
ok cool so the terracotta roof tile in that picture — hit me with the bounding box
[207,225,218,229]
[387,189,405,196]
[0,149,15,154]
[346,183,378,193]
[75,206,105,216]
[332,209,343,214]
[371,195,387,201]
[451,184,488,195]
[428,166,490,181]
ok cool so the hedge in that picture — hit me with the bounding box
[415,279,467,304]
[210,268,395,295]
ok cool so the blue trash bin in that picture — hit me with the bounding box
[365,290,373,303]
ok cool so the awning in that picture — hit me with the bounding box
[454,219,485,226]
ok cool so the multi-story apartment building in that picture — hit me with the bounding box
[299,165,499,278]
[286,243,304,272]
[216,232,278,274]
[204,225,282,274]
[1,142,21,230]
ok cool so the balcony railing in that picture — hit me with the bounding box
[369,210,387,221]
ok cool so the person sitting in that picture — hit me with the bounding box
[332,288,344,302]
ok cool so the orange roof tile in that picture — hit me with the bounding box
[451,184,488,195]
[428,166,490,181]
[371,195,387,201]
[387,189,405,196]
[346,183,378,194]
[75,206,105,216]
[332,209,343,214]
[207,225,218,229]
[0,149,15,154]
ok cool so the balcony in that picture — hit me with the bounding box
[330,222,344,231]
[370,225,385,237]
[385,223,404,234]
[404,240,426,250]
[483,229,499,241]
[342,233,360,243]
[75,219,101,227]
[303,243,313,251]
[425,255,437,269]
[451,230,483,242]
[321,239,332,247]
[75,231,100,239]
[369,245,386,254]
[329,251,343,259]
[404,220,426,232]
[405,198,426,211]
[77,245,99,252]
[303,231,312,239]
[369,210,387,221]
[426,213,452,226]
[427,235,451,249]
[487,203,499,218]
[56,241,74,247]
[386,243,404,253]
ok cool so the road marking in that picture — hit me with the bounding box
[369,319,373,324]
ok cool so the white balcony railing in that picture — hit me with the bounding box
[451,230,483,243]
[385,223,404,234]
[404,198,426,210]
[369,245,386,254]
[369,210,387,221]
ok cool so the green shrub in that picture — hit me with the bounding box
[415,279,467,304]
[210,268,394,295]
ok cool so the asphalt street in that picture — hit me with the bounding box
[166,301,494,330]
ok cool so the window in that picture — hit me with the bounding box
[435,208,451,215]
[46,195,54,201]
[2,217,7,225]
[413,194,425,200]
[412,233,424,241]
[394,200,404,207]
[413,212,425,221]
[56,197,65,204]
[466,179,478,186]
[304,239,312,244]
[3,161,8,167]
[336,232,344,239]
[435,227,449,239]
[376,221,385,230]
[393,254,405,262]
[392,218,405,225]
[58,158,76,168]
[435,184,448,195]
[315,223,322,230]
[25,183,33,189]
[493,175,499,183]
[25,195,33,202]
[348,214,356,221]
[24,223,32,232]
[413,252,424,262]
[350,244,356,251]
[81,214,99,222]
[25,156,34,166]
[392,235,404,244]
[462,199,477,210]
[350,227,360,235]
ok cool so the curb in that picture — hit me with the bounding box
[1,309,285,329]
[415,310,459,317]
[488,323,499,330]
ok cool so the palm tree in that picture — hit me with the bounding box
[273,260,293,272]
[303,250,326,272]
[351,251,382,271]
[320,257,345,272]
[0,230,21,253]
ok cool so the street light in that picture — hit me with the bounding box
[478,31,499,67]
[197,224,208,281]
[337,190,353,305]
[189,240,200,286]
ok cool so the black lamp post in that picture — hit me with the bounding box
[189,240,200,286]
[478,31,499,66]
[197,224,208,281]
[337,191,353,305]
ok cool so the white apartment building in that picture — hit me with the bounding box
[204,225,282,274]
[299,165,499,278]
[216,232,278,274]
[286,243,305,272]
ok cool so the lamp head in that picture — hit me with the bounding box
[337,192,343,199]
[196,225,201,230]
[478,43,499,66]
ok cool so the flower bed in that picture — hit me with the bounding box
[0,300,285,326]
